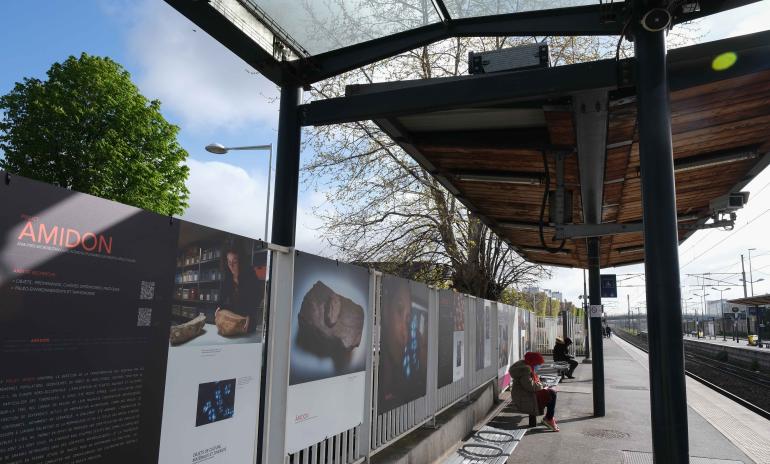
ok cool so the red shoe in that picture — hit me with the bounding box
[542,417,560,432]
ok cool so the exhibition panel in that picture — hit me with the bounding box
[377,276,430,414]
[285,252,371,454]
[0,172,556,464]
[437,290,465,389]
[0,172,267,464]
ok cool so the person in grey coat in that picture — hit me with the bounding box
[509,352,559,431]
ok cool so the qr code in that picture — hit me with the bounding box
[137,308,152,327]
[139,281,155,300]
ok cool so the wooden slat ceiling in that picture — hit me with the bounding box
[379,69,770,268]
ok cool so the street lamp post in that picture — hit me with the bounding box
[205,143,273,241]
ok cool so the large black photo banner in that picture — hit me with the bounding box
[0,173,267,464]
[0,173,177,463]
[377,275,429,414]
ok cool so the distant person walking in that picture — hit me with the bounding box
[553,337,578,379]
[605,326,612,338]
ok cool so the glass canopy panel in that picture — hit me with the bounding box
[244,0,442,56]
[444,0,609,19]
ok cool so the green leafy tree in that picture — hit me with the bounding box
[0,53,189,215]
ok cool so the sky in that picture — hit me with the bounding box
[1,0,768,313]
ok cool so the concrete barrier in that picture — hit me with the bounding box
[683,339,770,372]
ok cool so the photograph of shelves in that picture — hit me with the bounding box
[172,243,224,324]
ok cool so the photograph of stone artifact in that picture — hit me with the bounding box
[288,252,370,386]
[169,313,206,345]
[214,308,250,336]
[297,281,364,352]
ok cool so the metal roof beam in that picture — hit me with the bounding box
[412,127,555,151]
[431,0,452,22]
[300,29,770,127]
[667,29,770,91]
[163,0,762,86]
[163,0,289,85]
[301,59,623,126]
[573,90,609,226]
[296,3,629,84]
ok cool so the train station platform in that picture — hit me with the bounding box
[469,337,770,464]
[684,335,770,353]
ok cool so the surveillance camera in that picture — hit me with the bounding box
[641,8,672,32]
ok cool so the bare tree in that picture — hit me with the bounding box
[301,1,698,299]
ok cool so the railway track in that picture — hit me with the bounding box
[613,329,770,420]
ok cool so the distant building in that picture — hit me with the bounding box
[706,299,748,318]
[706,300,725,317]
[523,286,540,295]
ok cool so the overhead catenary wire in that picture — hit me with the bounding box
[681,207,770,269]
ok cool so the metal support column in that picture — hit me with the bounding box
[259,84,302,463]
[583,268,591,360]
[588,237,604,417]
[271,85,303,247]
[634,10,690,462]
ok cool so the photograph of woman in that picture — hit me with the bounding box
[216,242,266,336]
[377,276,429,413]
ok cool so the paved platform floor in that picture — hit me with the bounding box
[484,337,769,463]
[684,335,770,353]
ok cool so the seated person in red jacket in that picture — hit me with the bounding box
[509,351,559,431]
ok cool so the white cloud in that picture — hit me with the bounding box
[180,159,325,254]
[124,0,279,132]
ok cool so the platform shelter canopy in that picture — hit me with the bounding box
[728,295,770,307]
[165,0,769,269]
[163,0,754,85]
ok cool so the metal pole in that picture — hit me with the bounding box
[749,249,755,296]
[627,294,631,332]
[271,85,302,247]
[723,316,727,341]
[259,85,300,461]
[562,301,569,345]
[588,237,604,417]
[583,269,591,360]
[741,254,748,298]
[634,11,689,462]
[265,145,273,241]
